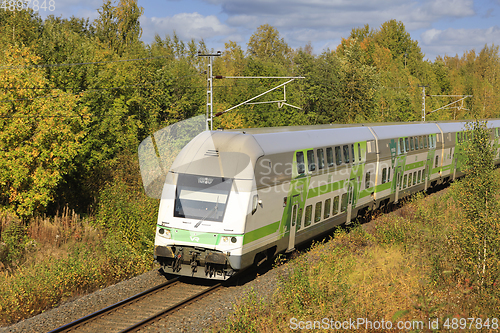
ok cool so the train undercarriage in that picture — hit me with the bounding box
[154,245,235,280]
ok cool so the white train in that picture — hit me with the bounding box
[152,120,500,279]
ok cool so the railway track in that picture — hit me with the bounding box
[48,277,223,333]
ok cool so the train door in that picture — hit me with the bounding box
[345,178,354,224]
[287,195,299,252]
[395,166,402,203]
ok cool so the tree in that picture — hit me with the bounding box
[374,20,423,76]
[335,38,379,123]
[0,45,86,217]
[247,24,291,65]
[0,9,42,49]
[451,120,500,287]
[94,0,143,55]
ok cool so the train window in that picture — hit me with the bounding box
[296,152,305,175]
[399,138,404,154]
[307,150,316,172]
[174,174,232,222]
[326,147,334,167]
[403,174,408,189]
[420,136,423,149]
[365,172,371,189]
[408,173,412,187]
[335,146,342,166]
[357,143,361,161]
[333,196,339,215]
[388,167,391,182]
[291,205,297,227]
[314,202,322,223]
[317,149,325,170]
[424,136,428,148]
[413,171,417,185]
[397,173,402,190]
[382,168,387,184]
[324,199,331,219]
[417,170,421,183]
[343,145,350,164]
[435,155,439,168]
[410,137,414,151]
[341,193,348,212]
[415,137,419,150]
[351,144,355,163]
[297,208,303,230]
[405,138,409,152]
[304,205,312,227]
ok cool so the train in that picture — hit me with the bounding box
[151,119,500,280]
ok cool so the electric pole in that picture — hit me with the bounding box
[419,85,429,121]
[198,51,222,131]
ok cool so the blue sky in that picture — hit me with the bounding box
[39,0,500,61]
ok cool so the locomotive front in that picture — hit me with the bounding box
[154,131,263,279]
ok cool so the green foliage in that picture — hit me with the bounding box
[247,24,291,65]
[450,120,500,286]
[0,45,86,217]
[95,177,158,253]
[0,220,29,266]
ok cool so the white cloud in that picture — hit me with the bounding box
[421,26,500,46]
[420,26,500,59]
[140,13,235,43]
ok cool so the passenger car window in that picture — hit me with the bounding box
[365,172,371,189]
[333,196,339,215]
[314,202,322,223]
[335,146,342,166]
[296,151,305,175]
[324,199,331,219]
[304,205,312,227]
[341,193,348,212]
[326,147,334,167]
[343,145,349,164]
[317,149,325,170]
[307,150,315,172]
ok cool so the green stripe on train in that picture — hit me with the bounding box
[158,226,243,246]
[243,221,280,245]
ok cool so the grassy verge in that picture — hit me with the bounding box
[0,178,159,326]
[215,189,500,332]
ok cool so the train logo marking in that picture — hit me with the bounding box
[190,236,200,242]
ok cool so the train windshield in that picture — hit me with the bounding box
[174,174,232,222]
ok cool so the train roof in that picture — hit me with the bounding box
[171,119,500,177]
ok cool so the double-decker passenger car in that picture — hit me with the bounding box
[152,120,500,279]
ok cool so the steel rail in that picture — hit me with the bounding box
[47,277,180,333]
[120,282,224,332]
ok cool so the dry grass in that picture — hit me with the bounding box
[215,188,500,332]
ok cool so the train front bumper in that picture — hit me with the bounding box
[154,245,238,280]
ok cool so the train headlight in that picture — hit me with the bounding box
[158,228,171,239]
[222,236,229,243]
[231,237,237,243]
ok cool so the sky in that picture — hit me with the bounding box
[37,0,500,61]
